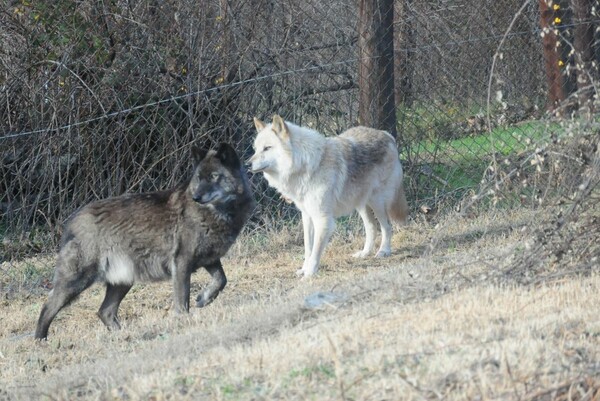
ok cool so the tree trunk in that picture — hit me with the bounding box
[538,0,566,112]
[394,0,414,107]
[571,0,597,115]
[358,0,397,139]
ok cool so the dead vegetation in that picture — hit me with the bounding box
[1,200,599,400]
[456,127,600,288]
[501,131,599,285]
[1,128,599,400]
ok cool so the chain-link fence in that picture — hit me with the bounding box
[1,0,599,261]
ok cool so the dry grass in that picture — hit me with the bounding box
[1,206,599,400]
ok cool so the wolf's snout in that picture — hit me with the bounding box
[246,157,263,174]
[193,192,219,204]
[246,155,256,167]
[248,166,265,174]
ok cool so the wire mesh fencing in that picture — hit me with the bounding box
[1,0,599,267]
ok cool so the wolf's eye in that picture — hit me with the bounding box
[210,172,220,181]
[263,146,272,152]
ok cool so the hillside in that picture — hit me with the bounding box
[1,206,598,400]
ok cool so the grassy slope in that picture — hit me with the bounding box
[1,206,598,400]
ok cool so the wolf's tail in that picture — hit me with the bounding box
[388,179,409,224]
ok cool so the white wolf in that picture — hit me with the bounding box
[249,115,408,277]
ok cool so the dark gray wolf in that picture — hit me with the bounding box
[35,143,254,339]
[249,115,408,277]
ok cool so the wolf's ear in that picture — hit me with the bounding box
[271,115,289,141]
[191,145,210,166]
[216,143,241,170]
[253,117,266,132]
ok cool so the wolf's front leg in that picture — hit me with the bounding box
[302,216,335,277]
[196,260,227,307]
[297,211,314,276]
[173,265,192,313]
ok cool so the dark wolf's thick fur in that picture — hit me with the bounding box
[35,143,254,339]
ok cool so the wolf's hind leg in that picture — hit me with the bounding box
[35,268,96,339]
[196,261,227,307]
[353,206,377,258]
[97,283,132,330]
[370,200,392,257]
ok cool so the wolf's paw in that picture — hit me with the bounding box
[297,267,317,279]
[352,250,370,258]
[375,249,391,258]
[301,270,317,280]
[98,312,121,331]
[196,294,214,308]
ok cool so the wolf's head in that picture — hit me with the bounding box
[188,143,248,206]
[248,115,293,176]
